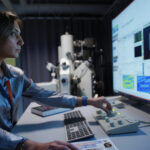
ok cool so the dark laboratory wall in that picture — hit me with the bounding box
[20,18,103,82]
[98,19,112,96]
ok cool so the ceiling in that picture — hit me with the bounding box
[0,0,117,18]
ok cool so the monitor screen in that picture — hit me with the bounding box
[112,0,150,102]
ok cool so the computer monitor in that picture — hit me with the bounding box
[112,0,150,102]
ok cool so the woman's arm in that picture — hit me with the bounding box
[0,128,26,150]
[76,96,112,113]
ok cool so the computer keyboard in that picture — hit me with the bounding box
[64,110,94,142]
[93,108,140,135]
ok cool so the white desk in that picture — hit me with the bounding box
[12,98,150,150]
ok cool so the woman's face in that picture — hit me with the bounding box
[0,21,24,60]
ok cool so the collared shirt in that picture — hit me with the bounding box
[0,61,77,150]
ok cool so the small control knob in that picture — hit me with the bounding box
[110,122,115,127]
[112,101,115,105]
[108,111,116,117]
[118,120,123,125]
[96,110,102,114]
[105,117,110,122]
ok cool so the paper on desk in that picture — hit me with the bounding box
[72,138,119,150]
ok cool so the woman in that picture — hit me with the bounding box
[0,11,112,150]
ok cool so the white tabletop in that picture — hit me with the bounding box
[12,97,150,150]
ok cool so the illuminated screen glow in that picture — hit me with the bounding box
[112,0,150,101]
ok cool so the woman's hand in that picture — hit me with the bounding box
[87,96,112,113]
[23,140,78,150]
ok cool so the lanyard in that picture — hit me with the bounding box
[5,80,13,106]
[0,80,13,106]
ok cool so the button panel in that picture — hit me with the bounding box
[94,108,139,135]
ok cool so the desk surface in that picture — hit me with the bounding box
[12,97,150,150]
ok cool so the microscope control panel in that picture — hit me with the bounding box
[93,108,139,135]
